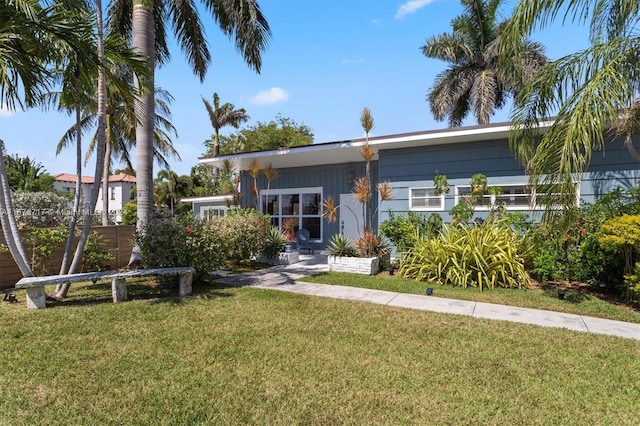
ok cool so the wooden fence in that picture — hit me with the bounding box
[0,225,135,290]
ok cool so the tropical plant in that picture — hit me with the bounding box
[502,0,640,213]
[421,0,547,126]
[326,233,357,257]
[399,221,530,290]
[322,108,393,238]
[202,92,249,157]
[11,191,77,228]
[355,231,391,259]
[261,226,288,258]
[281,217,298,242]
[4,155,53,192]
[108,0,271,238]
[433,174,450,195]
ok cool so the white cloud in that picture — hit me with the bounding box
[395,0,438,20]
[249,87,289,106]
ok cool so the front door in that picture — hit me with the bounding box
[339,193,363,242]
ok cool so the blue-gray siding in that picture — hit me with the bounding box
[240,161,378,245]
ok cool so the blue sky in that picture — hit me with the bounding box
[0,0,589,177]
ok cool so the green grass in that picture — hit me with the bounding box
[1,281,639,425]
[301,272,640,324]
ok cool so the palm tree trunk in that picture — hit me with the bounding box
[58,75,84,277]
[0,140,33,278]
[101,123,112,226]
[55,0,107,298]
[129,0,155,266]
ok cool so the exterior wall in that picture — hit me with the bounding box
[239,161,378,247]
[378,135,640,225]
[53,180,137,223]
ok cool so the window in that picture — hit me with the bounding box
[260,187,323,240]
[454,183,579,210]
[409,187,444,211]
[110,187,116,200]
[201,207,226,221]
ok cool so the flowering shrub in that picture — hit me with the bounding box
[134,209,271,281]
[208,208,271,264]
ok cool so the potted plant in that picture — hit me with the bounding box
[326,232,390,275]
[258,226,299,265]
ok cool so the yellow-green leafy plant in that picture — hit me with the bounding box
[398,220,530,290]
[597,214,640,274]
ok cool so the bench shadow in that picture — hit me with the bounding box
[44,279,236,308]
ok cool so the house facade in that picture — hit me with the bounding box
[53,173,136,223]
[196,121,640,248]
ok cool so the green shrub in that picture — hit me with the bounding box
[326,233,356,257]
[399,221,529,289]
[134,213,242,282]
[380,211,443,252]
[209,208,271,264]
[261,226,288,258]
[81,232,115,272]
[623,262,640,304]
[23,226,67,275]
[121,201,137,225]
[531,247,565,282]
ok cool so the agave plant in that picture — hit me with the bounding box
[326,233,356,257]
[261,226,288,258]
[355,231,391,259]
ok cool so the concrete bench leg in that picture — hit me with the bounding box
[179,272,193,297]
[112,278,127,302]
[25,286,46,309]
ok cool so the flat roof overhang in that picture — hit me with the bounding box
[198,121,551,171]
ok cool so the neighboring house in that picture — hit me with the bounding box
[195,121,640,248]
[53,173,136,223]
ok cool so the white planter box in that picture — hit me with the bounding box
[257,251,300,265]
[328,256,380,275]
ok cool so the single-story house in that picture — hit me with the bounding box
[191,121,640,249]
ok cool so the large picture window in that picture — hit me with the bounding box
[409,187,444,211]
[260,187,323,240]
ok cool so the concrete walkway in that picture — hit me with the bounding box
[215,253,640,341]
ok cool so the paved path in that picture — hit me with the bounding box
[215,253,640,341]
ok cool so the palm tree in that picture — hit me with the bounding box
[202,93,250,157]
[57,85,180,224]
[0,0,94,280]
[108,0,271,239]
[421,0,547,127]
[502,0,640,212]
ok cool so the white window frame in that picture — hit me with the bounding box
[201,206,227,221]
[454,182,580,211]
[409,187,445,211]
[260,187,323,241]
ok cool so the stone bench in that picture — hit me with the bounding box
[14,267,196,309]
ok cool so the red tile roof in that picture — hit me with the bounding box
[54,173,136,184]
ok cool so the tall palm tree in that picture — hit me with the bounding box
[0,0,94,279]
[108,0,271,239]
[57,85,179,224]
[421,0,547,127]
[502,0,640,212]
[202,92,250,157]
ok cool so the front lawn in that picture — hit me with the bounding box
[301,272,640,324]
[1,281,639,425]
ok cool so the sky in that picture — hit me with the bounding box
[0,0,590,177]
